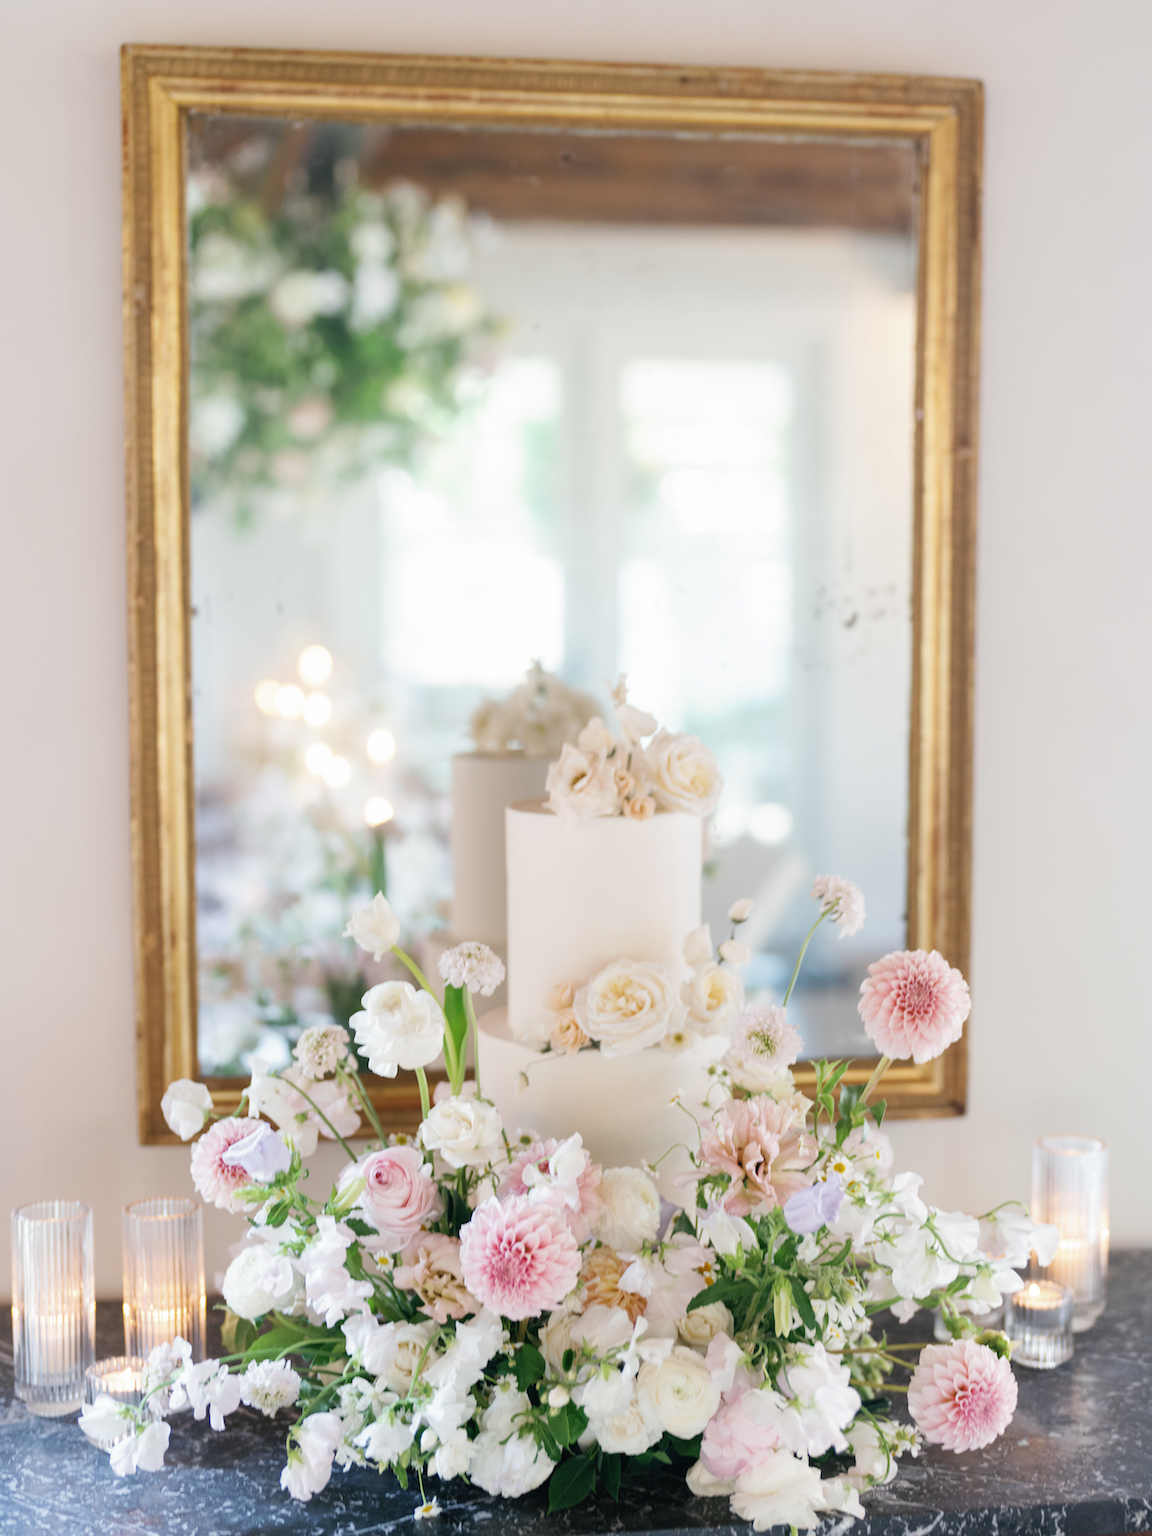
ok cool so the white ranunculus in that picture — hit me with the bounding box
[222,1243,300,1322]
[731,1451,834,1532]
[420,1096,503,1170]
[574,959,678,1055]
[161,1079,214,1140]
[385,1321,439,1395]
[593,1167,661,1253]
[677,1301,734,1350]
[681,962,745,1034]
[280,1412,343,1502]
[682,923,714,968]
[644,729,723,816]
[545,743,619,822]
[636,1345,721,1439]
[344,892,401,960]
[352,981,443,1078]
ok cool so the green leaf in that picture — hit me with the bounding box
[667,1434,703,1460]
[220,1310,257,1357]
[513,1342,546,1393]
[547,1453,598,1513]
[551,1401,590,1448]
[687,1277,756,1314]
[561,1348,575,1373]
[263,1201,292,1228]
[601,1452,622,1501]
[442,984,469,1067]
[825,1060,850,1092]
[871,1099,887,1128]
[788,1275,818,1333]
[773,1235,799,1270]
[671,1210,697,1239]
[345,1217,375,1237]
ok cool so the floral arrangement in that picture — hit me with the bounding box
[546,676,723,822]
[524,903,752,1057]
[469,663,601,760]
[85,881,1057,1530]
[189,159,498,511]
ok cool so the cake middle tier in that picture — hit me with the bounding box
[506,799,703,1044]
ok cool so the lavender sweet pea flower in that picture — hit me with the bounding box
[783,1173,844,1236]
[221,1122,292,1182]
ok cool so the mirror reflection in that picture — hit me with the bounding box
[188,115,918,1079]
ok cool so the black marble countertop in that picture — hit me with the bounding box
[1,1252,1149,1536]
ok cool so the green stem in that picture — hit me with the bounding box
[860,1055,892,1106]
[342,1066,386,1144]
[464,990,483,1100]
[415,1066,431,1124]
[782,910,830,1006]
[284,1080,358,1161]
[390,944,438,996]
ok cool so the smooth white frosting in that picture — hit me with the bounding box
[505,800,703,1044]
[450,753,549,946]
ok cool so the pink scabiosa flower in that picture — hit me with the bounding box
[190,1117,257,1211]
[459,1196,582,1320]
[858,949,970,1063]
[698,1097,814,1218]
[908,1340,1017,1452]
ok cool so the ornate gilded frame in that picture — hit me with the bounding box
[122,45,982,1143]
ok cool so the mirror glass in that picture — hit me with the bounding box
[187,114,918,1078]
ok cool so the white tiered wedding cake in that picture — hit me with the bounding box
[478,684,748,1184]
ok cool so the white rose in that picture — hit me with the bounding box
[351,981,443,1078]
[677,1301,734,1349]
[644,730,723,816]
[420,1096,503,1169]
[636,1345,721,1438]
[588,1395,660,1456]
[593,1167,661,1253]
[223,1245,299,1322]
[682,924,714,968]
[343,892,401,960]
[574,959,678,1055]
[385,1321,439,1394]
[161,1079,214,1140]
[680,962,745,1034]
[545,743,619,821]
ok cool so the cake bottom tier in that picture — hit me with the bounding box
[477,1010,726,1201]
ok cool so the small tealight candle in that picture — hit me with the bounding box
[83,1356,145,1451]
[1005,1280,1075,1369]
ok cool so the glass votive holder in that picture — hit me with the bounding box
[11,1201,96,1416]
[1032,1134,1108,1332]
[83,1357,145,1449]
[122,1197,205,1362]
[1005,1279,1075,1369]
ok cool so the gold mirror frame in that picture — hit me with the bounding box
[122,44,982,1143]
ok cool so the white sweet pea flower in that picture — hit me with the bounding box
[845,1418,899,1489]
[108,1420,172,1477]
[220,1122,292,1183]
[342,1312,401,1377]
[300,1215,374,1327]
[717,939,752,967]
[761,1342,861,1457]
[352,981,444,1078]
[358,1412,417,1464]
[344,892,401,960]
[728,898,755,923]
[171,1359,241,1431]
[281,1412,343,1502]
[420,1096,503,1170]
[810,875,865,937]
[222,1243,299,1322]
[79,1394,134,1451]
[732,1451,848,1531]
[161,1079,214,1140]
[682,924,714,968]
[699,1206,756,1259]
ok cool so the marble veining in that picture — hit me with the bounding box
[0,1252,1148,1536]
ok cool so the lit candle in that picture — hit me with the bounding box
[11,1202,95,1417]
[1006,1279,1075,1370]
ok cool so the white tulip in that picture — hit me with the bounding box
[343,892,401,960]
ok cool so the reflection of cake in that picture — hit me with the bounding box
[479,681,743,1186]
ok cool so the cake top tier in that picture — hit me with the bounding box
[543,676,724,823]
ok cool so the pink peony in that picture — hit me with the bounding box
[459,1196,582,1320]
[190,1118,257,1211]
[908,1340,1017,1452]
[857,949,971,1064]
[393,1233,479,1323]
[701,1389,782,1481]
[358,1146,443,1252]
[497,1138,603,1242]
[698,1097,814,1218]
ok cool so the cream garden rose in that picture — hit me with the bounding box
[545,743,619,822]
[677,1301,735,1349]
[593,1166,661,1253]
[574,959,679,1055]
[420,1096,504,1169]
[644,729,724,816]
[681,961,746,1034]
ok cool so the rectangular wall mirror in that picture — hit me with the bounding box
[123,47,981,1141]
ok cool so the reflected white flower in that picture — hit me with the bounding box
[161,1079,214,1140]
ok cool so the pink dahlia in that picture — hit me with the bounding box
[497,1138,603,1242]
[459,1196,582,1320]
[908,1340,1017,1452]
[857,949,970,1064]
[190,1117,256,1211]
[698,1097,814,1218]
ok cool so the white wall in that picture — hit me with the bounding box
[2,0,1150,1298]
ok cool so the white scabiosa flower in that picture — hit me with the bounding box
[344,892,401,960]
[438,942,506,997]
[722,1004,804,1087]
[292,1024,349,1080]
[239,1359,302,1417]
[810,875,865,937]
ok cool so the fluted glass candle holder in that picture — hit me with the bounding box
[1005,1280,1075,1369]
[11,1201,96,1416]
[122,1197,205,1362]
[1032,1134,1108,1332]
[83,1356,145,1449]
